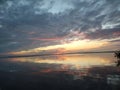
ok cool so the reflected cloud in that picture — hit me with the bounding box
[11,54,114,69]
[0,53,120,86]
[107,75,120,85]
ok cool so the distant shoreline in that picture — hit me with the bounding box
[0,51,116,58]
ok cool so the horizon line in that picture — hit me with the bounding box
[0,50,117,58]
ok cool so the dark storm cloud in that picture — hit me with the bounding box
[0,0,120,53]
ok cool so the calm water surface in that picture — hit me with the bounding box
[0,53,120,90]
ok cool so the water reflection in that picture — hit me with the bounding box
[0,54,118,76]
[0,53,120,90]
[11,54,114,67]
[107,75,120,85]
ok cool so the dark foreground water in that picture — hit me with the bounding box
[0,53,120,90]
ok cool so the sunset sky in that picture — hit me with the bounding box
[0,0,120,55]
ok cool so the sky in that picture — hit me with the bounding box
[0,0,120,55]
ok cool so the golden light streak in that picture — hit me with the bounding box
[11,39,108,55]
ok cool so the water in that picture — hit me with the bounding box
[0,53,120,90]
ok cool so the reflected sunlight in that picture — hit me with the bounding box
[11,54,114,69]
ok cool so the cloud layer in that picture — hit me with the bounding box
[0,0,120,54]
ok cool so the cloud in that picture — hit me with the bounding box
[85,28,120,40]
[0,0,120,54]
[36,0,75,14]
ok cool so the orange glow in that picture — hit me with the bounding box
[11,39,108,55]
[55,48,66,54]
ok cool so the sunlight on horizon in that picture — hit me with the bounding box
[10,39,108,55]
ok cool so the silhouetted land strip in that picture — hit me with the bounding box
[0,51,116,58]
[114,50,120,67]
